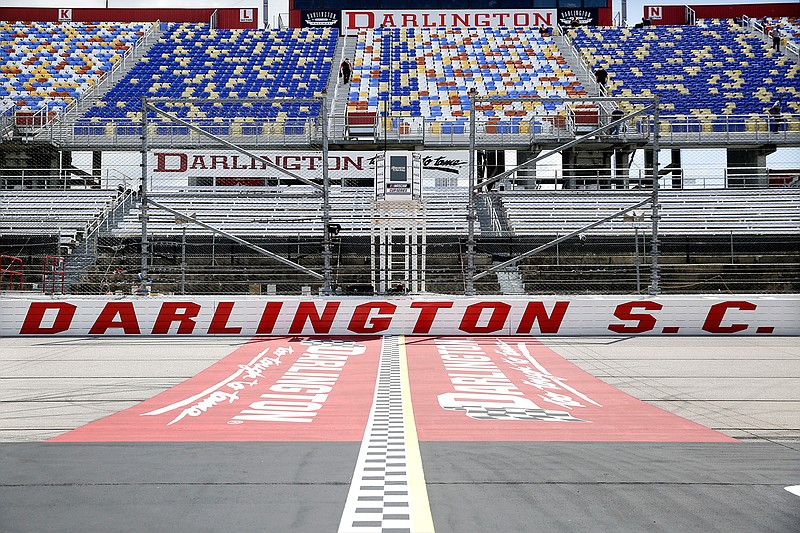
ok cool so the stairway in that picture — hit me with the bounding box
[63,190,138,292]
[553,32,600,97]
[493,261,526,295]
[476,194,512,237]
[327,35,357,140]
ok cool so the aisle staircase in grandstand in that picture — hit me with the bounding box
[328,35,357,138]
[62,189,138,293]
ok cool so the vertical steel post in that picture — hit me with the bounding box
[649,95,661,296]
[321,95,332,295]
[139,97,149,295]
[635,226,641,294]
[181,225,186,295]
[466,89,476,296]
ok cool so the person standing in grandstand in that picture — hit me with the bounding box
[539,24,548,38]
[769,100,782,133]
[340,58,352,84]
[610,108,624,135]
[771,27,782,52]
[595,66,609,95]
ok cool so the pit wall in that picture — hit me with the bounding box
[1,296,798,336]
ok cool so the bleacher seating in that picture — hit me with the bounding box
[568,20,799,118]
[348,27,584,134]
[500,189,800,236]
[0,21,150,117]
[77,24,337,132]
[112,186,473,237]
[0,189,118,244]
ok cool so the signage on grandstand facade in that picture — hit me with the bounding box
[58,8,72,22]
[240,9,254,23]
[300,10,341,29]
[556,9,598,27]
[149,150,469,188]
[645,6,662,20]
[341,9,557,36]
[3,297,797,337]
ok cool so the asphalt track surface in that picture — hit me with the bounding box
[1,335,798,533]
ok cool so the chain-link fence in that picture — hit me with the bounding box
[1,96,798,296]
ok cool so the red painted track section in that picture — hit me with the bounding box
[51,336,734,443]
[405,337,735,442]
[51,337,381,442]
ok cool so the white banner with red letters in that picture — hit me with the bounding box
[342,9,557,36]
[1,296,797,336]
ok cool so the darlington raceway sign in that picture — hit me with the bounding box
[149,150,469,186]
[341,9,556,35]
[2,296,798,336]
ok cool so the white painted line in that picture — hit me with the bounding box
[785,485,800,498]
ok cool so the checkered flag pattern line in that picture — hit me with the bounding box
[338,336,416,533]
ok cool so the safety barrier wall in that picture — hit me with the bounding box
[1,295,797,336]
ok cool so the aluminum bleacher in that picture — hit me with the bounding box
[111,186,472,237]
[0,189,118,246]
[500,189,800,236]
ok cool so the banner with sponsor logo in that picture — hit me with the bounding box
[557,8,599,27]
[3,296,798,337]
[148,150,469,188]
[405,337,735,441]
[300,10,341,29]
[341,9,557,36]
[51,337,381,442]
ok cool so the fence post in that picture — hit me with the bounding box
[321,94,333,295]
[138,97,150,295]
[465,89,477,296]
[649,95,661,296]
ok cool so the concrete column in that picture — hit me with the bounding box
[516,150,540,189]
[92,151,103,188]
[726,147,775,187]
[563,148,612,189]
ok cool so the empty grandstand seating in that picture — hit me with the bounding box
[0,189,118,246]
[112,185,472,237]
[567,20,799,122]
[348,27,586,137]
[0,21,151,118]
[500,189,800,236]
[76,24,337,136]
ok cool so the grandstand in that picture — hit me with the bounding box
[1,6,798,297]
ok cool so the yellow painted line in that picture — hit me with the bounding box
[399,335,435,533]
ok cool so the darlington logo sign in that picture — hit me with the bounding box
[341,9,556,35]
[148,150,469,185]
[3,297,797,336]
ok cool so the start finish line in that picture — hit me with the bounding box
[1,296,798,336]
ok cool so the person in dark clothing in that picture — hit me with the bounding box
[772,28,781,51]
[769,100,782,133]
[610,108,624,135]
[595,67,609,94]
[339,58,352,84]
